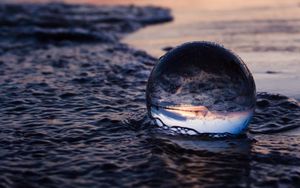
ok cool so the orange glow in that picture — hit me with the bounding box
[163,105,250,119]
[165,105,209,117]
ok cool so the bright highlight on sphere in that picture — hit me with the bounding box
[146,41,256,135]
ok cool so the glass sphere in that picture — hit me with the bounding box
[146,41,256,135]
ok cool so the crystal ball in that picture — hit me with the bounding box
[146,41,256,135]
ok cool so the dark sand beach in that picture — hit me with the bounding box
[0,1,299,188]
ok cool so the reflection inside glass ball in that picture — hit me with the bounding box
[146,41,256,135]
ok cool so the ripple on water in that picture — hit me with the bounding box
[0,2,299,188]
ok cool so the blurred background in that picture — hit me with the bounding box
[4,0,300,100]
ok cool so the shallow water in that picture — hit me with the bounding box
[0,2,300,188]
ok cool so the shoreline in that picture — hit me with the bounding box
[0,2,299,188]
[122,0,300,100]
